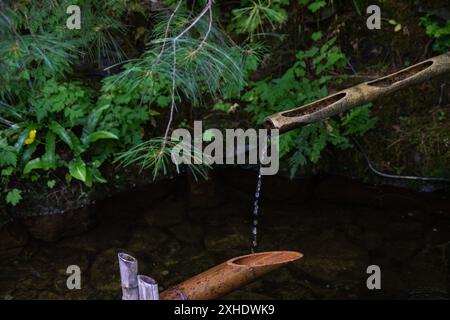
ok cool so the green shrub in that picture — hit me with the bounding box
[242,37,377,176]
[420,15,450,53]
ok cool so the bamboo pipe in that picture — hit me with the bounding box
[159,251,303,300]
[118,253,139,300]
[265,52,450,133]
[137,275,160,300]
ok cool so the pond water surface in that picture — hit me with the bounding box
[1,169,449,300]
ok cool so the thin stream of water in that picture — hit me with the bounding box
[251,168,263,253]
[251,136,269,253]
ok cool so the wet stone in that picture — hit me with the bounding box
[143,199,186,227]
[0,222,29,251]
[401,247,449,299]
[22,207,93,242]
[170,223,204,244]
[188,173,225,209]
[127,227,169,253]
[56,222,132,252]
[38,291,62,300]
[0,275,18,299]
[204,225,248,253]
[272,282,315,300]
[11,289,38,300]
[290,231,369,285]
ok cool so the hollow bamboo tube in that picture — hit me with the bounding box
[138,275,160,300]
[118,253,139,300]
[160,251,303,300]
[265,52,450,133]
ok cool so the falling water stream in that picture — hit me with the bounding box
[250,134,269,253]
[251,166,263,253]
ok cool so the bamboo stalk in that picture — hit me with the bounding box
[118,253,139,300]
[137,275,160,300]
[265,52,450,133]
[160,251,302,300]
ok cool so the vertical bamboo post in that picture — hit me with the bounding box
[118,253,139,300]
[137,275,160,300]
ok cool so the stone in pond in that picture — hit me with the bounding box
[290,230,369,285]
[22,207,93,242]
[143,199,186,227]
[0,221,28,251]
[127,227,169,252]
[204,224,247,253]
[170,223,204,244]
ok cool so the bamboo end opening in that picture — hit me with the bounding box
[118,253,137,264]
[229,251,303,268]
[137,275,158,285]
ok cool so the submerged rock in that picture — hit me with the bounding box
[402,247,449,299]
[290,230,369,286]
[170,223,204,244]
[38,291,63,300]
[127,227,169,252]
[188,173,225,209]
[204,224,248,253]
[22,207,93,242]
[143,198,186,227]
[0,222,28,251]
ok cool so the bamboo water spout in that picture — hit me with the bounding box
[265,52,450,133]
[160,251,303,300]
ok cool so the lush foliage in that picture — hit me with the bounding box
[242,35,377,176]
[8,0,435,211]
[420,15,450,53]
[0,0,141,207]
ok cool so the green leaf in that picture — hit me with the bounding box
[0,149,17,168]
[68,131,84,155]
[15,129,32,152]
[307,1,326,13]
[47,180,56,189]
[1,167,14,176]
[91,167,107,183]
[49,121,73,150]
[87,131,119,144]
[23,158,52,174]
[85,104,111,134]
[311,31,322,41]
[85,168,93,188]
[42,132,57,169]
[69,159,87,182]
[21,143,38,163]
[6,189,22,206]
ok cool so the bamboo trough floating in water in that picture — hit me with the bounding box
[118,251,303,300]
[265,52,450,133]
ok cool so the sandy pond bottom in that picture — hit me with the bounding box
[1,169,449,300]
